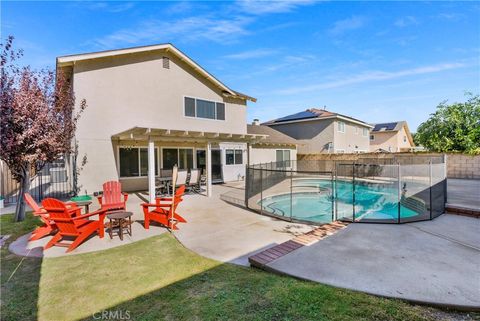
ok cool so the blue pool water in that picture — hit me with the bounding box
[259,179,423,224]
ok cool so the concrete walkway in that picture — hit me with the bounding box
[174,183,315,265]
[263,214,480,310]
[447,178,480,209]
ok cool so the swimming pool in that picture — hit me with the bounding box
[259,178,423,224]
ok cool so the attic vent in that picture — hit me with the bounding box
[162,57,170,69]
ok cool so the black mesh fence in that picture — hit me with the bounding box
[246,156,447,225]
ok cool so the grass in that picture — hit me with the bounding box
[0,213,477,321]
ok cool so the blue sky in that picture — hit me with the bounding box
[2,1,479,130]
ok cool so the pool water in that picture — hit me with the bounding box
[259,179,422,224]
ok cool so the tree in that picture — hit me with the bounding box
[415,93,480,154]
[0,36,86,221]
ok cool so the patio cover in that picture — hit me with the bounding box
[111,127,269,200]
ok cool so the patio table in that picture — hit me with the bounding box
[156,177,172,195]
[106,211,133,241]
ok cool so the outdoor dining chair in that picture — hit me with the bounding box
[187,169,202,192]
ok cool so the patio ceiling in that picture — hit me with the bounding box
[111,127,269,144]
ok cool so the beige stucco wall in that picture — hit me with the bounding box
[249,146,297,165]
[68,50,248,193]
[333,120,370,153]
[267,119,334,154]
[267,119,369,154]
[370,126,414,152]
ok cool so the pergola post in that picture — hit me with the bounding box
[206,142,212,197]
[148,137,155,203]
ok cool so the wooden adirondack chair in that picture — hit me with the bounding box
[142,166,187,230]
[24,193,81,241]
[97,181,128,212]
[142,185,186,230]
[42,198,106,253]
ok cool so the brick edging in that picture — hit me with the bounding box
[249,221,349,268]
[446,205,480,219]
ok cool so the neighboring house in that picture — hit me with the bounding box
[369,121,415,152]
[262,108,372,154]
[247,121,298,165]
[56,43,289,198]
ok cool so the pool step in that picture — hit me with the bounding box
[401,196,427,213]
[249,221,349,268]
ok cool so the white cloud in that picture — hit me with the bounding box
[434,13,465,21]
[82,2,135,13]
[328,16,367,36]
[236,0,316,15]
[93,16,252,48]
[394,16,419,28]
[224,48,277,59]
[274,62,467,95]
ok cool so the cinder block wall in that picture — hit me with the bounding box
[297,152,480,179]
[446,154,480,179]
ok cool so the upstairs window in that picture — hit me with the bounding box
[363,128,369,136]
[184,97,226,120]
[337,121,345,133]
[403,135,407,143]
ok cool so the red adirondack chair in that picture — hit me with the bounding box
[24,193,81,241]
[42,198,106,253]
[97,181,128,212]
[142,185,187,230]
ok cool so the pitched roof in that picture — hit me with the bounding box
[262,108,372,128]
[371,121,415,146]
[247,124,298,146]
[372,121,406,132]
[56,43,256,102]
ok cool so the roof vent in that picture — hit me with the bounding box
[252,119,260,126]
[162,56,170,69]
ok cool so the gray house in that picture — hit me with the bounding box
[262,108,373,154]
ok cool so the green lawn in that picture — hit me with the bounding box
[0,213,476,321]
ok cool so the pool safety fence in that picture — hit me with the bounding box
[245,157,447,224]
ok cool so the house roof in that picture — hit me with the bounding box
[371,121,415,146]
[372,121,407,132]
[262,108,372,128]
[56,43,256,102]
[247,124,298,146]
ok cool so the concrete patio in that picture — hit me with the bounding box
[9,184,315,261]
[263,213,480,310]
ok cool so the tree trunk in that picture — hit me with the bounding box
[14,166,30,222]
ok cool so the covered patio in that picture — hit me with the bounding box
[111,126,268,200]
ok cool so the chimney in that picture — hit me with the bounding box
[252,119,260,126]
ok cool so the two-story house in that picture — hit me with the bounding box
[369,121,415,152]
[262,108,372,154]
[57,44,296,199]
